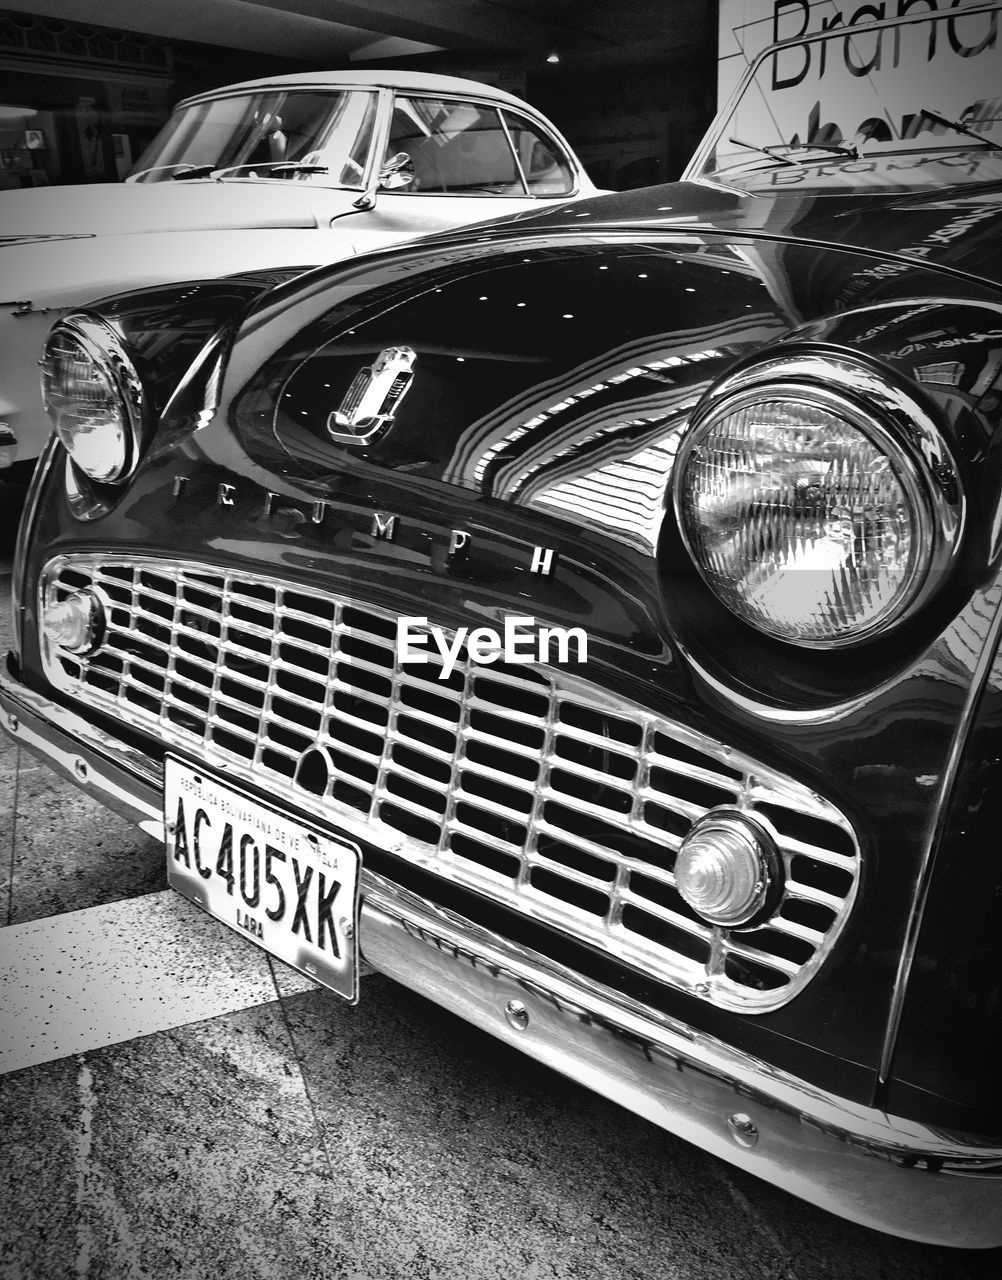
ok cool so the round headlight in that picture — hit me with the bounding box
[674,354,963,647]
[41,314,144,484]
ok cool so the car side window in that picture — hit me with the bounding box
[235,91,378,183]
[386,96,526,195]
[502,111,574,195]
[506,112,575,194]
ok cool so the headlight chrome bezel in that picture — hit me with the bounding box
[672,350,965,649]
[40,312,145,486]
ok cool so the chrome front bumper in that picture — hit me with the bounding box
[3,668,1001,1248]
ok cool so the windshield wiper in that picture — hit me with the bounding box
[784,141,859,159]
[728,138,798,167]
[128,163,215,181]
[256,162,329,176]
[728,137,860,167]
[170,165,217,180]
[920,108,1002,153]
[210,160,329,179]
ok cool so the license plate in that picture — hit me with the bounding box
[164,757,361,1002]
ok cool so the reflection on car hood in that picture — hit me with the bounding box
[0,179,362,236]
[495,179,1002,292]
[217,210,1001,540]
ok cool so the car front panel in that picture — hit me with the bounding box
[12,224,1002,1126]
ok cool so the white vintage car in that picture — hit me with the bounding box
[0,69,598,490]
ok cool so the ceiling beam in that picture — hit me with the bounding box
[234,0,610,54]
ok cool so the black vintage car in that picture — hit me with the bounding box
[4,4,1002,1248]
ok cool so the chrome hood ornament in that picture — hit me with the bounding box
[327,346,416,446]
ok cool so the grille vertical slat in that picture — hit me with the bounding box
[43,555,861,1013]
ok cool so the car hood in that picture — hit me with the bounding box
[492,179,1002,293]
[210,202,1001,520]
[0,179,364,237]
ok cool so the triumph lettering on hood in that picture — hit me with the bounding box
[170,474,560,577]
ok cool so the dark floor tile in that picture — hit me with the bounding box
[0,1002,335,1280]
[0,1054,80,1280]
[10,761,165,923]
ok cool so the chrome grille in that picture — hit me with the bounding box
[42,554,860,1012]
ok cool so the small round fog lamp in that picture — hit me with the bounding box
[41,589,102,654]
[675,810,780,928]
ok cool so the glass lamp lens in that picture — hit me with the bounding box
[41,590,99,653]
[679,398,921,645]
[675,818,768,926]
[42,330,130,483]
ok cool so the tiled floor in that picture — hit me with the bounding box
[1,540,1000,1279]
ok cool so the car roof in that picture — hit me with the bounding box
[177,69,534,112]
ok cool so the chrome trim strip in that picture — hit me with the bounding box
[361,870,1002,1162]
[498,108,529,195]
[11,432,61,659]
[878,578,1002,1089]
[1,667,1000,1247]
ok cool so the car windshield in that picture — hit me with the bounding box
[692,3,1002,194]
[127,88,378,187]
